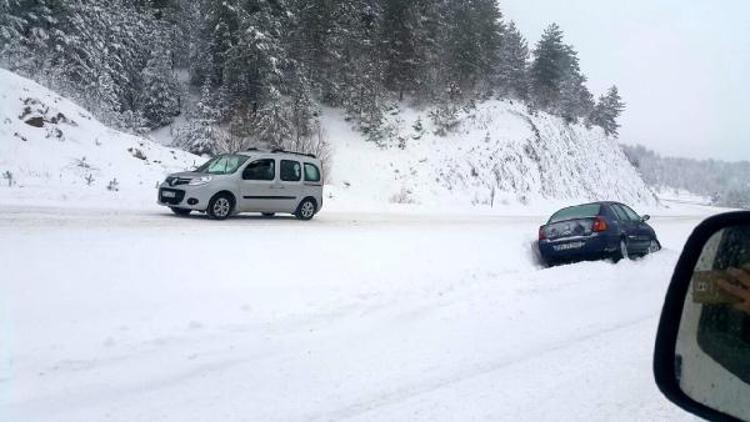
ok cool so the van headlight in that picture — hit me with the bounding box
[189,176,212,186]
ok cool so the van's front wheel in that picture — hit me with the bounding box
[295,198,317,221]
[208,193,234,220]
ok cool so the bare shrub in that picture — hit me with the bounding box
[390,187,415,204]
[282,124,332,183]
[74,156,93,169]
[107,178,120,191]
[2,170,14,187]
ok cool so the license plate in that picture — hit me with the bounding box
[553,241,585,251]
[162,191,176,198]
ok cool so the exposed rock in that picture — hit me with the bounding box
[25,116,44,127]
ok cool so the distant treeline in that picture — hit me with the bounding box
[622,144,750,208]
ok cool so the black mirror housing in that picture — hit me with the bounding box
[642,214,651,222]
[654,211,750,421]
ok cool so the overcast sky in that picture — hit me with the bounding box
[501,0,750,162]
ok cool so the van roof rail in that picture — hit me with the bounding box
[270,148,317,159]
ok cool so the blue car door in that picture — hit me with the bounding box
[619,204,652,252]
[610,204,638,254]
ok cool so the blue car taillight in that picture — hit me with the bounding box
[592,216,609,233]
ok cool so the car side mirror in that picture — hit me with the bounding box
[654,211,750,421]
[641,214,651,222]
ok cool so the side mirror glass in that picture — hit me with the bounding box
[642,214,651,222]
[655,212,750,420]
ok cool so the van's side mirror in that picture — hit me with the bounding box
[654,211,750,421]
[642,214,651,222]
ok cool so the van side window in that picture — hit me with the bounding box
[280,160,301,182]
[304,163,321,183]
[242,159,275,181]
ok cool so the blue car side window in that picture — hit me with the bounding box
[610,205,627,222]
[620,205,642,222]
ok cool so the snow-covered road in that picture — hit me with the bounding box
[0,207,706,421]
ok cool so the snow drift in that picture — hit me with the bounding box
[0,68,198,207]
[324,101,657,209]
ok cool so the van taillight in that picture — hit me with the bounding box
[538,226,547,240]
[592,217,608,232]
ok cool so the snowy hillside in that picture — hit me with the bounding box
[324,101,657,210]
[0,68,656,212]
[0,69,198,207]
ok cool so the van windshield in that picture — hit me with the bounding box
[196,155,249,175]
[548,204,601,223]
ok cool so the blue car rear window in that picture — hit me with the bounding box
[549,204,601,223]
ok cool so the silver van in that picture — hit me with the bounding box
[158,149,323,220]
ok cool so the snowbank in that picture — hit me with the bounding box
[323,101,657,212]
[0,68,198,208]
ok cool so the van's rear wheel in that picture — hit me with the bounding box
[208,194,233,220]
[170,207,191,216]
[295,198,317,221]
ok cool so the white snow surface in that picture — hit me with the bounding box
[0,205,717,421]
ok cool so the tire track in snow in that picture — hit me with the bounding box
[306,313,659,422]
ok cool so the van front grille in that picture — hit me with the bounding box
[159,188,185,205]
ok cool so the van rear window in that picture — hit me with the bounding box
[548,204,601,223]
[304,163,321,183]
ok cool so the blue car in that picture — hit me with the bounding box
[537,201,661,266]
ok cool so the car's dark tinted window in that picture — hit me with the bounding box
[548,204,601,223]
[304,163,321,183]
[281,160,301,182]
[620,204,642,222]
[243,159,275,181]
[610,205,630,222]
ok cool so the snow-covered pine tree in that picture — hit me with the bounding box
[138,45,180,128]
[288,76,319,146]
[530,23,567,111]
[410,0,445,101]
[334,0,386,143]
[441,0,503,95]
[530,23,594,122]
[589,85,625,136]
[254,87,292,148]
[380,0,421,101]
[222,0,286,103]
[470,0,504,95]
[554,46,594,123]
[0,0,66,74]
[495,20,529,101]
[287,0,339,103]
[0,0,25,62]
[175,78,221,155]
